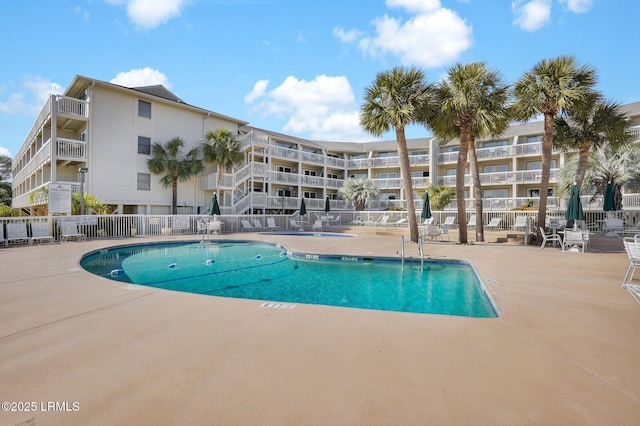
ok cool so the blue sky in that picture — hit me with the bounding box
[1,0,639,159]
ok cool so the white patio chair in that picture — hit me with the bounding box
[31,222,54,244]
[7,222,32,245]
[60,223,86,242]
[562,229,586,253]
[312,220,323,232]
[350,216,364,226]
[622,236,640,287]
[467,215,477,228]
[442,216,456,228]
[252,219,266,231]
[539,227,562,250]
[240,220,255,232]
[485,217,502,230]
[290,219,304,231]
[266,218,279,230]
[512,216,528,231]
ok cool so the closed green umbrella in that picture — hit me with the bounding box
[565,183,584,228]
[603,181,615,212]
[324,196,331,214]
[300,198,307,216]
[421,192,432,220]
[209,193,221,216]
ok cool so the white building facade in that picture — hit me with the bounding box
[11,75,640,215]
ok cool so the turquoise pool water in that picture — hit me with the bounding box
[81,241,497,318]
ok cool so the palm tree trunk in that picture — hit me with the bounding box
[575,145,591,191]
[536,113,554,237]
[468,135,484,242]
[456,127,471,244]
[395,127,419,242]
[172,181,178,215]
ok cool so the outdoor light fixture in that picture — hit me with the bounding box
[78,167,88,215]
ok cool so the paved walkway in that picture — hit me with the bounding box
[1,231,639,425]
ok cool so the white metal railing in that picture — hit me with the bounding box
[57,96,87,118]
[13,139,52,184]
[56,138,86,160]
[436,142,562,164]
[17,96,53,161]
[436,169,559,187]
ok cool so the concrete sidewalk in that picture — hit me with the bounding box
[1,232,639,425]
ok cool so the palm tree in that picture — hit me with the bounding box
[429,62,511,243]
[338,177,380,211]
[426,186,455,211]
[554,93,634,191]
[202,128,244,199]
[147,137,203,214]
[513,55,597,235]
[360,66,434,242]
[557,145,640,211]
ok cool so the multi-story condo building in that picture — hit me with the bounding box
[11,75,640,216]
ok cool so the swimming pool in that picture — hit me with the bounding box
[81,241,497,318]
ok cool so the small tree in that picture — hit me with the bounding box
[338,178,380,211]
[427,186,455,211]
[202,129,244,198]
[147,137,203,214]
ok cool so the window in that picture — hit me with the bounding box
[138,136,151,155]
[521,135,542,144]
[327,173,340,179]
[483,189,509,198]
[277,166,293,173]
[304,170,317,176]
[410,150,428,156]
[376,152,396,158]
[137,173,151,190]
[303,191,317,198]
[483,164,509,173]
[377,172,397,179]
[350,153,367,159]
[138,100,151,118]
[526,160,557,170]
[481,140,509,148]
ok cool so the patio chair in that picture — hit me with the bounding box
[562,229,586,253]
[266,218,279,230]
[252,219,266,231]
[0,224,7,247]
[60,223,86,242]
[539,227,562,250]
[350,216,364,226]
[467,215,477,228]
[422,224,444,241]
[312,220,323,232]
[241,220,255,232]
[7,222,32,245]
[485,218,502,230]
[290,219,304,231]
[622,236,640,287]
[603,218,624,237]
[442,216,456,228]
[389,218,407,227]
[622,284,640,305]
[31,222,54,244]
[512,216,528,231]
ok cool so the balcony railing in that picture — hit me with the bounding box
[436,169,559,187]
[56,138,86,160]
[57,96,87,119]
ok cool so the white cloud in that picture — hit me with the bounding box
[512,0,552,31]
[104,0,187,30]
[110,68,171,88]
[559,0,593,13]
[332,27,364,43]
[335,1,472,69]
[248,75,372,141]
[0,147,11,157]
[244,80,269,104]
[0,76,62,115]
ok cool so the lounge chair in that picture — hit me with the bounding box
[350,216,364,226]
[60,223,86,242]
[7,222,32,245]
[290,219,304,231]
[539,227,562,249]
[389,218,407,227]
[0,224,7,247]
[252,219,266,231]
[512,216,528,231]
[622,236,640,287]
[623,284,640,304]
[442,216,456,228]
[485,217,502,229]
[603,218,624,237]
[467,215,477,228]
[266,218,279,230]
[312,220,323,232]
[240,220,255,232]
[31,222,54,244]
[562,229,586,253]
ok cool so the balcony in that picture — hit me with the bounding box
[436,169,559,187]
[56,138,86,161]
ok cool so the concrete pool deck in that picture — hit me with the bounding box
[1,231,639,425]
